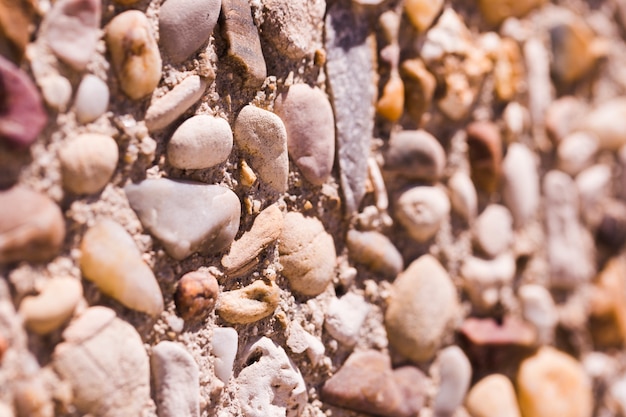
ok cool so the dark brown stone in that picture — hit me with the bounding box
[175,270,219,321]
[466,121,502,193]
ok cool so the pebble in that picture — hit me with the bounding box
[589,256,626,346]
[516,347,593,417]
[222,204,283,277]
[74,75,109,124]
[473,204,513,258]
[145,75,208,132]
[460,316,536,347]
[524,38,552,130]
[105,10,162,100]
[376,73,404,122]
[466,121,502,193]
[274,84,335,186]
[167,115,233,169]
[58,133,119,195]
[39,74,72,112]
[0,0,32,63]
[0,55,47,148]
[543,170,595,289]
[346,229,403,278]
[216,279,279,324]
[212,327,238,383]
[321,350,427,417]
[325,2,376,215]
[576,164,612,229]
[581,98,626,150]
[550,18,602,84]
[478,0,546,26]
[279,212,336,296]
[286,322,325,366]
[0,187,65,264]
[235,337,307,417]
[545,96,587,143]
[433,346,471,417]
[221,0,266,89]
[384,130,446,182]
[518,284,557,344]
[395,185,450,242]
[448,171,478,223]
[233,105,289,193]
[159,0,220,63]
[401,58,436,124]
[324,293,370,347]
[460,253,515,311]
[53,307,154,417]
[502,143,539,228]
[79,219,164,316]
[124,178,241,260]
[385,255,459,363]
[174,270,219,322]
[557,132,599,176]
[13,377,53,417]
[595,200,626,249]
[41,0,100,71]
[404,0,444,32]
[18,277,82,334]
[494,37,524,101]
[465,374,521,417]
[151,341,200,417]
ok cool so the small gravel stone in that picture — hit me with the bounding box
[581,98,626,150]
[211,327,238,383]
[145,75,208,132]
[39,74,72,112]
[376,74,404,122]
[274,83,335,186]
[58,133,119,195]
[159,0,220,63]
[473,204,513,258]
[465,374,521,417]
[589,257,626,346]
[0,187,65,264]
[346,229,403,278]
[324,293,370,347]
[125,178,241,260]
[80,219,164,316]
[286,322,325,366]
[385,254,459,363]
[174,270,219,322]
[467,121,502,193]
[550,17,602,85]
[502,143,539,228]
[478,0,546,26]
[0,0,33,63]
[216,279,279,324]
[279,212,336,296]
[404,0,444,32]
[433,346,471,417]
[106,10,162,100]
[545,96,586,143]
[74,75,109,124]
[517,347,593,417]
[448,171,478,223]
[151,341,200,417]
[395,185,450,242]
[167,115,233,170]
[557,132,598,176]
[524,38,552,131]
[518,284,557,344]
[401,58,436,124]
[384,130,446,182]
[321,350,427,417]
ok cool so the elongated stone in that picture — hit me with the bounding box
[466,374,521,417]
[346,229,403,278]
[325,2,376,216]
[502,143,539,228]
[125,178,241,260]
[216,279,280,324]
[433,346,471,417]
[212,327,238,383]
[145,75,208,132]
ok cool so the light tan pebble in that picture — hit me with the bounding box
[379,11,400,43]
[53,307,155,417]
[376,73,404,122]
[589,256,626,347]
[580,98,626,151]
[517,347,592,417]
[502,143,539,229]
[14,378,53,417]
[58,133,118,195]
[385,254,459,363]
[239,160,257,188]
[324,293,370,347]
[473,205,513,258]
[465,374,521,417]
[404,0,444,32]
[233,105,289,193]
[460,253,515,311]
[221,204,283,277]
[39,75,72,112]
[448,171,478,223]
[74,75,109,124]
[384,130,446,182]
[550,18,603,84]
[216,279,279,324]
[167,115,232,169]
[212,327,238,383]
[401,58,436,124]
[18,277,82,334]
[174,270,219,322]
[80,219,164,316]
[433,346,472,417]
[494,38,524,101]
[545,96,587,143]
[395,186,450,242]
[286,322,325,366]
[478,0,546,26]
[144,75,208,132]
[518,284,557,344]
[503,102,529,142]
[576,164,612,229]
[279,212,336,296]
[557,132,599,176]
[105,10,162,100]
[346,229,403,278]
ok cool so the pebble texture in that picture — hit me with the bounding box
[465,374,521,417]
[396,186,450,242]
[167,115,233,169]
[145,75,207,132]
[385,130,446,182]
[433,346,472,417]
[74,75,110,124]
[502,143,539,228]
[346,229,403,278]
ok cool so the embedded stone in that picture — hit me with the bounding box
[473,204,513,258]
[404,0,444,32]
[346,229,403,278]
[324,293,370,347]
[557,132,598,176]
[385,130,446,182]
[174,270,219,322]
[376,74,404,122]
[466,121,502,193]
[550,18,603,84]
[465,374,521,417]
[502,143,539,228]
[212,327,238,383]
[145,75,208,132]
[460,316,536,347]
[519,284,558,344]
[167,115,233,169]
[448,171,478,223]
[581,98,626,150]
[460,253,516,311]
[0,0,34,63]
[75,75,110,124]
[395,186,450,242]
[433,346,472,417]
[545,96,587,143]
[478,0,546,26]
[401,58,436,125]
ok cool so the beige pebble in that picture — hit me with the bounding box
[346,229,403,278]
[557,132,598,176]
[58,133,118,195]
[581,98,626,150]
[465,374,521,417]
[448,171,478,223]
[545,96,587,143]
[39,74,72,112]
[376,73,404,122]
[216,279,279,324]
[502,143,539,228]
[385,254,459,363]
[517,347,592,417]
[404,0,444,32]
[167,115,233,169]
[145,75,208,132]
[80,219,164,316]
[473,204,513,258]
[385,130,446,182]
[18,277,82,334]
[74,75,110,124]
[494,38,524,101]
[519,284,557,344]
[279,212,336,296]
[433,345,472,417]
[105,10,162,100]
[396,186,450,242]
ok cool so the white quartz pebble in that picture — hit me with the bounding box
[167,115,233,169]
[212,327,238,384]
[502,143,539,228]
[473,204,513,258]
[75,75,109,124]
[324,293,370,347]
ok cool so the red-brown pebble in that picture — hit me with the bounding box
[460,316,537,347]
[174,270,219,321]
[466,121,502,193]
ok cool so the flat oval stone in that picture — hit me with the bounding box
[466,121,502,193]
[385,130,446,182]
[385,254,459,363]
[396,186,450,242]
[0,187,65,264]
[448,171,478,223]
[159,0,220,63]
[75,75,109,124]
[106,10,162,100]
[581,98,626,150]
[234,105,289,193]
[274,84,335,186]
[502,143,539,229]
[80,220,164,316]
[145,75,208,132]
[167,115,233,169]
[279,212,336,296]
[346,229,403,278]
[466,374,521,417]
[557,132,598,176]
[433,346,472,417]
[124,178,241,260]
[473,204,513,258]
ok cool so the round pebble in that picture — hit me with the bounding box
[75,75,109,124]
[395,185,450,242]
[473,204,513,258]
[39,74,72,112]
[557,132,598,176]
[346,229,403,278]
[465,374,521,417]
[174,270,219,322]
[384,129,446,182]
[216,279,280,324]
[145,75,208,132]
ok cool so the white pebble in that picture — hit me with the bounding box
[39,74,72,112]
[212,327,238,384]
[75,74,109,124]
[519,284,557,344]
[448,171,477,223]
[396,185,450,242]
[145,75,208,132]
[576,164,612,229]
[557,132,598,176]
[167,115,233,169]
[433,345,472,417]
[502,143,539,228]
[461,253,516,311]
[324,293,370,347]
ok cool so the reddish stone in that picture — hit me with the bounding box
[174,270,219,321]
[466,121,502,193]
[460,316,537,347]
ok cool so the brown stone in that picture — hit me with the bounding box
[400,59,436,125]
[478,0,547,26]
[174,270,219,322]
[550,18,603,85]
[460,316,537,347]
[376,74,404,122]
[589,256,626,347]
[494,38,524,101]
[0,0,34,63]
[466,121,502,193]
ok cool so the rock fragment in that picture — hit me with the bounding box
[478,0,546,26]
[74,75,110,124]
[581,98,626,150]
[466,121,502,193]
[174,270,219,322]
[433,346,471,417]
[212,327,238,383]
[465,374,521,417]
[460,253,515,311]
[401,58,436,125]
[324,293,370,347]
[145,75,208,132]
[448,171,478,223]
[346,229,403,278]
[473,205,513,258]
[384,130,446,182]
[216,279,279,324]
[550,17,603,84]
[286,322,325,366]
[501,143,539,228]
[404,0,444,32]
[395,186,450,242]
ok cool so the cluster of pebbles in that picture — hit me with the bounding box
[4,0,626,416]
